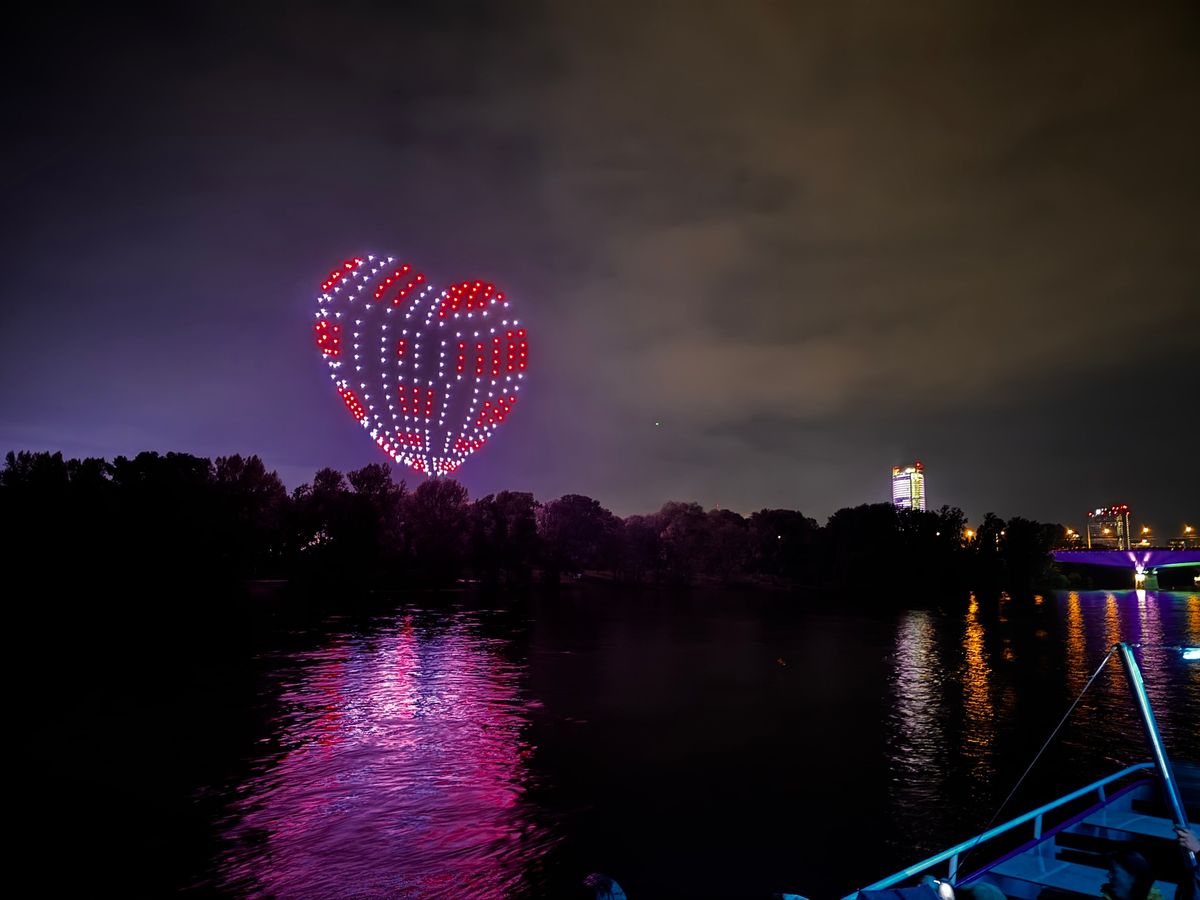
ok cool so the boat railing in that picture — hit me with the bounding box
[843,762,1156,899]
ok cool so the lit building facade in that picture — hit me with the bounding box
[892,462,926,512]
[1086,504,1131,550]
[1167,525,1198,550]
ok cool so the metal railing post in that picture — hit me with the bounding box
[1115,642,1198,874]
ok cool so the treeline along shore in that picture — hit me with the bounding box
[1,449,1103,606]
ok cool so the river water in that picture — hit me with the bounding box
[48,587,1200,898]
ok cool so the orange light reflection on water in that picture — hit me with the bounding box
[1065,592,1085,698]
[961,594,995,783]
[1104,593,1123,693]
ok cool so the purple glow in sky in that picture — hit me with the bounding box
[1,2,1196,527]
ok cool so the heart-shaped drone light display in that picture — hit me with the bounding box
[312,255,528,477]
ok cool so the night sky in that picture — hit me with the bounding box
[2,2,1197,529]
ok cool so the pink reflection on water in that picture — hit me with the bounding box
[1058,590,1199,763]
[217,613,555,898]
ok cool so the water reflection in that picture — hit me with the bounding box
[960,595,996,785]
[887,600,1015,850]
[1131,591,1172,738]
[889,610,947,839]
[1189,595,1200,692]
[886,589,1199,868]
[1103,593,1124,694]
[185,590,1198,898]
[1055,591,1199,768]
[215,612,553,898]
[892,614,945,782]
[1065,592,1086,698]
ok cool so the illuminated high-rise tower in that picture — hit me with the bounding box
[891,462,926,511]
[1086,505,1131,550]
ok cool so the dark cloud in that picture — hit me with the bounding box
[1,1,1196,527]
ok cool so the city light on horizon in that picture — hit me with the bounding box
[1,6,1198,900]
[0,4,1195,526]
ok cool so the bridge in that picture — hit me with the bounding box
[1052,549,1200,588]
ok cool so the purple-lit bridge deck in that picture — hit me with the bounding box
[1052,549,1200,570]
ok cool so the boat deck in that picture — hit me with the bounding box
[965,763,1198,900]
[850,762,1199,899]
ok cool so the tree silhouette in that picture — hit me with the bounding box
[705,508,751,582]
[822,503,902,593]
[973,511,1008,593]
[537,494,621,581]
[655,501,711,584]
[346,463,407,580]
[617,513,661,583]
[404,478,470,586]
[2,447,1076,602]
[214,454,288,576]
[749,508,819,583]
[470,491,538,586]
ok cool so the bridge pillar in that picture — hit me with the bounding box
[1133,566,1160,589]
